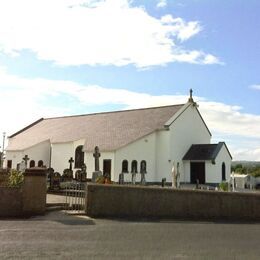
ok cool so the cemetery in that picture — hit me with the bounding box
[0,92,259,220]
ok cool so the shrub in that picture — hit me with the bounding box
[219,181,228,191]
[8,170,24,188]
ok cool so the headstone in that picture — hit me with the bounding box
[140,161,147,185]
[68,157,74,171]
[22,154,30,169]
[93,146,101,171]
[63,168,73,181]
[47,167,54,187]
[92,146,102,182]
[51,172,61,190]
[75,166,87,182]
[162,178,166,187]
[140,172,146,185]
[19,161,26,172]
[131,172,136,185]
[119,172,124,184]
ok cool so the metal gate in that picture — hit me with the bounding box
[64,181,86,212]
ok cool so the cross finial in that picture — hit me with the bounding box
[188,88,194,103]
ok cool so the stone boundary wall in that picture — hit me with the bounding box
[0,187,23,217]
[0,168,46,217]
[86,184,260,221]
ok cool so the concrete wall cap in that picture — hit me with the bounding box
[24,167,47,176]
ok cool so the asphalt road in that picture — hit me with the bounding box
[0,211,260,259]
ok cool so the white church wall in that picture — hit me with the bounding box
[26,140,51,168]
[183,161,190,183]
[5,151,23,169]
[155,130,172,183]
[114,132,156,183]
[85,151,115,180]
[51,142,74,174]
[5,141,51,169]
[169,105,211,183]
[206,146,231,183]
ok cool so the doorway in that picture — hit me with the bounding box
[190,162,205,184]
[103,159,111,179]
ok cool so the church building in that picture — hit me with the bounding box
[5,91,232,185]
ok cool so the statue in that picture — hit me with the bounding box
[176,162,180,188]
[171,162,177,188]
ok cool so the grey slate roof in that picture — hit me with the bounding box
[183,142,232,161]
[7,104,184,151]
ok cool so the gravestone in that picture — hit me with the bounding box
[75,165,87,182]
[119,172,124,184]
[22,154,30,169]
[46,167,54,188]
[162,178,166,187]
[68,157,74,171]
[140,161,147,185]
[63,168,73,181]
[91,146,102,182]
[50,172,61,190]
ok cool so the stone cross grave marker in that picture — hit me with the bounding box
[93,146,101,171]
[22,154,30,169]
[68,157,74,171]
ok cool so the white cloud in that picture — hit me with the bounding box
[0,70,259,160]
[249,84,260,90]
[0,0,220,68]
[157,0,167,8]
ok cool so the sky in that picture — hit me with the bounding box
[0,0,259,161]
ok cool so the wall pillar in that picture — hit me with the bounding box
[23,167,47,215]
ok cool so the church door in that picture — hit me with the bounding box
[103,159,111,179]
[190,162,205,184]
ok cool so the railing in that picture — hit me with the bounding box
[64,181,86,213]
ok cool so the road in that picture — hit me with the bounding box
[0,210,260,259]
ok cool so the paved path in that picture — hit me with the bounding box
[0,210,260,259]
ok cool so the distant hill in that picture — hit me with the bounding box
[232,161,260,167]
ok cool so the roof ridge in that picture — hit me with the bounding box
[44,104,185,120]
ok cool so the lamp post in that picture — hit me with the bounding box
[0,132,6,168]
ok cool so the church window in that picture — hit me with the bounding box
[30,160,35,168]
[222,162,226,181]
[38,160,43,167]
[140,160,147,173]
[122,160,128,173]
[131,160,138,173]
[75,145,84,168]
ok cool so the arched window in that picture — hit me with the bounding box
[38,160,43,167]
[222,162,226,181]
[131,160,138,173]
[122,160,128,173]
[29,160,35,168]
[75,145,84,168]
[140,160,147,173]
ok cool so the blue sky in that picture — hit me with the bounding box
[0,0,259,160]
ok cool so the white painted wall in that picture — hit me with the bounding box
[5,140,51,169]
[51,139,86,174]
[51,142,74,173]
[114,132,157,182]
[169,105,211,183]
[85,151,115,180]
[183,145,231,184]
[206,145,231,183]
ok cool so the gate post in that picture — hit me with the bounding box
[23,167,47,216]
